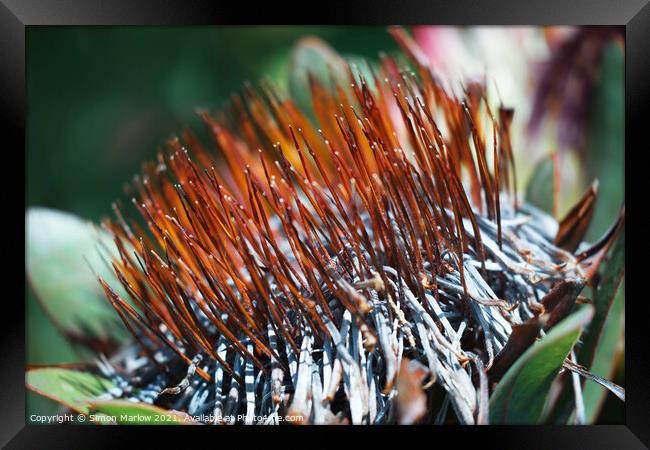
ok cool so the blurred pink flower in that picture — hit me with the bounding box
[411,26,546,105]
[411,26,552,187]
[412,26,623,158]
[528,26,624,156]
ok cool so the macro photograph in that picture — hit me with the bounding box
[23,24,626,428]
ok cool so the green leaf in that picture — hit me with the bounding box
[490,305,594,424]
[88,400,199,425]
[578,231,625,422]
[27,290,80,365]
[26,389,66,420]
[585,42,624,242]
[289,36,347,116]
[26,207,130,355]
[525,153,559,217]
[26,367,117,415]
[581,286,623,423]
[545,230,625,424]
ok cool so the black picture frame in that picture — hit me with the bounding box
[4,0,648,448]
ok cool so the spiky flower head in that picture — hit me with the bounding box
[94,28,623,425]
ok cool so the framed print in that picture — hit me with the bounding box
[3,0,648,447]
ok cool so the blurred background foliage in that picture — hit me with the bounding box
[26,26,623,421]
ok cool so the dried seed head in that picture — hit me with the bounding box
[95,28,621,425]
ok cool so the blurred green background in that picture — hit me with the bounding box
[26,26,623,422]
